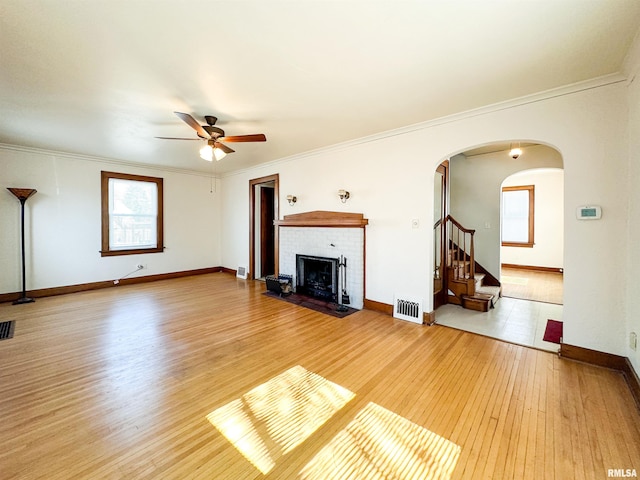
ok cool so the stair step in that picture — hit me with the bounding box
[476,285,501,308]
[477,285,501,297]
[462,294,493,312]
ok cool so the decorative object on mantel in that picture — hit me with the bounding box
[286,195,297,206]
[338,189,350,203]
[7,188,37,305]
[274,210,368,228]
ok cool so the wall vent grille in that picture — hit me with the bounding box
[237,266,248,279]
[393,295,423,324]
[0,321,16,340]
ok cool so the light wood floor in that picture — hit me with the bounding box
[501,267,564,305]
[1,273,638,479]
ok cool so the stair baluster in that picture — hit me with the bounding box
[445,215,476,302]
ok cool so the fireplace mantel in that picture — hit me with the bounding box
[275,210,368,228]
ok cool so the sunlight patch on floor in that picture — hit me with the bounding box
[206,365,355,474]
[501,275,528,285]
[299,402,460,480]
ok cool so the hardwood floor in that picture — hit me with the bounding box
[501,266,564,305]
[1,273,638,479]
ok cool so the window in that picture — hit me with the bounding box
[501,185,534,247]
[101,171,164,256]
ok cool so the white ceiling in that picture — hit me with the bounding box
[1,1,639,174]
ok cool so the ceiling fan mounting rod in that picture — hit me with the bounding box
[204,125,225,138]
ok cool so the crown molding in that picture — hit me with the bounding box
[221,73,628,179]
[623,27,640,84]
[0,143,220,179]
[1,71,629,181]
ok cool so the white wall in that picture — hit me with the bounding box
[221,81,629,357]
[501,169,564,269]
[0,147,222,292]
[625,72,640,374]
[450,145,563,276]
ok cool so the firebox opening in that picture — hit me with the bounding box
[296,255,339,303]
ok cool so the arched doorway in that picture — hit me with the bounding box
[433,141,564,351]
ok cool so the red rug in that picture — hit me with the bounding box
[543,319,563,344]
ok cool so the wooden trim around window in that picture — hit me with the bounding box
[501,185,534,248]
[101,171,164,257]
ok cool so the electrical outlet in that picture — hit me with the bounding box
[631,332,638,351]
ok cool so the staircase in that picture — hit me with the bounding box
[438,215,501,312]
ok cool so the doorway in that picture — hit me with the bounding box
[249,174,279,280]
[500,168,564,305]
[434,143,565,351]
[433,160,449,309]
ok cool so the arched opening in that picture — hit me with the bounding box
[433,141,564,351]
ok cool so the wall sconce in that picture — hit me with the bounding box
[286,194,297,206]
[338,189,350,203]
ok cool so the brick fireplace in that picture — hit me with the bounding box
[275,211,368,309]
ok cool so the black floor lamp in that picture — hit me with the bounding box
[7,188,37,305]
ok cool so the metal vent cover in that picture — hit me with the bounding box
[0,321,16,340]
[393,295,423,324]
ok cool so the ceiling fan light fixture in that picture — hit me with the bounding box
[199,145,214,161]
[213,147,227,161]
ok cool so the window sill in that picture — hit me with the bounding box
[101,247,164,257]
[501,242,534,248]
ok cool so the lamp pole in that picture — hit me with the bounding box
[7,188,37,305]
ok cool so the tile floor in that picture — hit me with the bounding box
[434,297,563,352]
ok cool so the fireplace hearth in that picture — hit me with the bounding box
[296,254,339,303]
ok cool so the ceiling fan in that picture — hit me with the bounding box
[157,112,266,161]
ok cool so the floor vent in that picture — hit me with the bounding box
[0,321,16,340]
[393,295,423,324]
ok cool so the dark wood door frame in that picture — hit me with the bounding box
[434,160,449,309]
[249,174,279,280]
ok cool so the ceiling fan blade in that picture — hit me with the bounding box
[214,142,235,154]
[174,112,210,139]
[155,136,201,140]
[220,134,267,143]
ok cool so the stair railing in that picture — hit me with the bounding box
[446,215,475,281]
[433,218,443,283]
